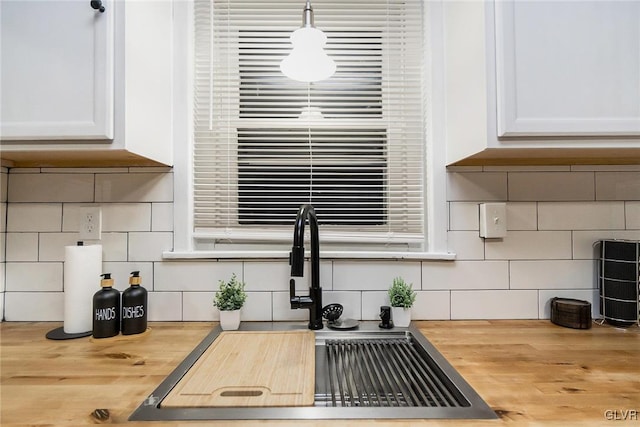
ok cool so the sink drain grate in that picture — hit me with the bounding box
[318,338,470,408]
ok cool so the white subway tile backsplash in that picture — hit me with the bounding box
[39,233,81,262]
[63,203,148,234]
[510,260,594,290]
[423,261,509,290]
[572,165,640,172]
[485,231,572,260]
[5,233,38,261]
[0,263,6,293]
[62,204,87,232]
[39,167,128,174]
[1,172,7,203]
[191,292,272,322]
[8,168,42,173]
[361,291,389,320]
[102,203,151,231]
[447,172,507,201]
[572,230,640,259]
[148,292,182,321]
[4,292,64,321]
[451,290,539,319]
[1,202,6,233]
[333,261,421,291]
[506,202,537,230]
[101,233,128,262]
[7,204,62,232]
[3,165,638,323]
[446,166,482,172]
[7,173,94,202]
[323,291,361,321]
[508,172,594,201]
[101,262,153,291]
[240,292,272,321]
[183,291,216,321]
[412,291,451,320]
[154,261,241,291]
[595,172,640,200]
[128,232,173,261]
[152,203,173,231]
[484,165,570,172]
[447,231,485,260]
[6,262,63,291]
[360,291,452,321]
[129,167,174,174]
[538,202,625,230]
[272,292,308,321]
[538,289,599,319]
[626,202,640,229]
[95,173,173,203]
[243,261,332,292]
[449,202,479,230]
[243,261,291,291]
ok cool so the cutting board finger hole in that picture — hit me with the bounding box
[220,390,264,397]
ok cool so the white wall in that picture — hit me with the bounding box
[2,165,639,322]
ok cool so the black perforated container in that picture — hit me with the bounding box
[597,240,640,327]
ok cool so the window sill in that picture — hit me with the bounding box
[162,250,456,261]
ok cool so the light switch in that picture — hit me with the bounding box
[479,203,507,238]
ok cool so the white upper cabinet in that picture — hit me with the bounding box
[495,1,640,137]
[438,1,640,165]
[0,0,173,167]
[1,0,114,140]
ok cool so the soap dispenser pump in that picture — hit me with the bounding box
[121,271,148,335]
[92,273,120,338]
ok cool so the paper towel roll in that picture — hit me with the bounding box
[64,244,103,334]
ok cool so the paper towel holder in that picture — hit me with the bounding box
[46,241,95,340]
[46,327,92,340]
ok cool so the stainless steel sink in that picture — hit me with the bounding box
[129,322,497,421]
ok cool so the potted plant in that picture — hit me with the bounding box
[213,273,247,330]
[388,276,416,327]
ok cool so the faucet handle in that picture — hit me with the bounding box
[289,278,300,308]
[289,245,305,277]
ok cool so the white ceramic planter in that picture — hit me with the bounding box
[219,309,241,330]
[391,307,411,327]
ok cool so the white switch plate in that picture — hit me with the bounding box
[78,206,102,240]
[479,203,507,238]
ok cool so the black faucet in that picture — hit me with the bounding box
[289,204,323,330]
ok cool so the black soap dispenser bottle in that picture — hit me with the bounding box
[92,273,120,339]
[121,271,148,335]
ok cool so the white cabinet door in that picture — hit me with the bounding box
[495,0,640,137]
[0,0,114,140]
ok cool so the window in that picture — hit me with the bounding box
[192,0,426,250]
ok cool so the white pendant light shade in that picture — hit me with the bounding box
[280,2,336,82]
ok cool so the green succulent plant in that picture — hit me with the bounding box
[213,273,247,311]
[388,276,416,308]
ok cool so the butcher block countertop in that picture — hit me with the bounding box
[1,320,639,427]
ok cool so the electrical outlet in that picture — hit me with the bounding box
[78,206,102,240]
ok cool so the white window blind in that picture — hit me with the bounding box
[193,0,425,245]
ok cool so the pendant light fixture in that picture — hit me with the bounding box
[280,0,336,82]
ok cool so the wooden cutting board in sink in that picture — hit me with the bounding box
[162,330,315,408]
